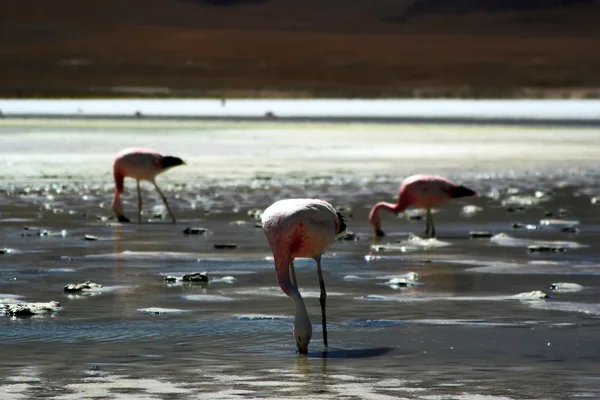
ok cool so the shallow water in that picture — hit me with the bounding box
[1,120,600,399]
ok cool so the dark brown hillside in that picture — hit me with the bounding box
[1,0,599,98]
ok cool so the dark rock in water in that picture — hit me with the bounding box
[1,301,61,317]
[337,231,359,241]
[164,272,210,283]
[512,222,537,230]
[528,245,567,253]
[558,208,568,217]
[183,227,208,235]
[408,214,423,221]
[550,282,584,292]
[469,231,494,238]
[214,243,237,250]
[64,281,103,293]
[247,209,264,220]
[182,272,210,282]
[506,206,526,213]
[83,235,99,241]
[544,211,554,217]
[0,248,12,255]
[264,111,277,119]
[255,223,263,228]
[561,226,579,234]
[592,197,599,205]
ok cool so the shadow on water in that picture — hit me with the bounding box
[308,346,393,359]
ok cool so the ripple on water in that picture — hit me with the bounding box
[235,314,291,321]
[527,301,600,316]
[359,291,549,303]
[465,259,600,275]
[234,286,346,298]
[137,308,193,315]
[490,233,586,249]
[182,294,235,302]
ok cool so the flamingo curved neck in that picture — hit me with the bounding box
[112,191,124,215]
[370,201,405,222]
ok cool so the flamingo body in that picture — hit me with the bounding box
[112,147,185,223]
[369,174,477,238]
[262,198,347,354]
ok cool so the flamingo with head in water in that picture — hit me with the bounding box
[112,148,185,224]
[369,174,477,238]
[261,198,347,354]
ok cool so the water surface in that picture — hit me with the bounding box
[1,118,600,399]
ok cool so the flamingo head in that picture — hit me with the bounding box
[112,192,130,223]
[293,304,312,355]
[450,185,478,199]
[161,156,186,171]
[368,205,386,238]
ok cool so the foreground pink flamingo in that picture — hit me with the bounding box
[112,148,185,224]
[261,198,347,354]
[369,174,477,238]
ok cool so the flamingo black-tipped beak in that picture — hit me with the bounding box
[161,156,185,170]
[451,185,478,199]
[375,228,386,238]
[117,215,131,223]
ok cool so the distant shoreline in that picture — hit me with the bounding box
[1,98,599,127]
[3,115,600,128]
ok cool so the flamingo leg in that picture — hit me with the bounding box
[136,180,142,224]
[426,208,435,238]
[314,254,328,349]
[152,181,176,224]
[290,260,298,288]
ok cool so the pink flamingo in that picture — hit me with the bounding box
[369,174,477,238]
[261,198,347,354]
[111,148,185,224]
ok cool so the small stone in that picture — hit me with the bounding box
[527,245,566,253]
[561,226,579,234]
[214,243,237,250]
[550,282,584,292]
[183,227,208,235]
[469,231,494,238]
[515,290,549,300]
[1,301,61,317]
[512,223,537,230]
[544,211,554,217]
[83,235,99,241]
[0,248,12,255]
[182,272,210,282]
[64,281,103,293]
[558,208,568,216]
[247,209,264,220]
[164,272,211,283]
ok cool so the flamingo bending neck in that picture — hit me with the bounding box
[274,253,311,354]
